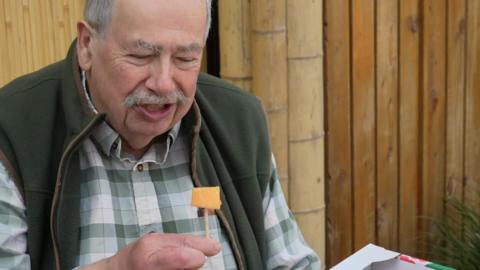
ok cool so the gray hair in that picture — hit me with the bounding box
[84,0,213,41]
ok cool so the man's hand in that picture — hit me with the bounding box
[83,233,222,270]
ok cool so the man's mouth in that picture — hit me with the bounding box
[140,103,172,111]
[134,103,175,122]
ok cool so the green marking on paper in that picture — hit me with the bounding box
[426,262,455,270]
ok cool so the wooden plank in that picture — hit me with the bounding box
[464,0,480,208]
[445,1,467,260]
[14,1,28,75]
[351,0,376,250]
[446,0,466,204]
[3,0,18,78]
[421,0,447,252]
[53,0,68,58]
[29,0,44,69]
[376,0,399,251]
[44,0,56,63]
[398,0,421,256]
[218,0,251,91]
[27,0,41,70]
[21,0,34,73]
[0,0,9,86]
[324,0,353,266]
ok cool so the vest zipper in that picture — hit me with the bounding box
[188,103,246,269]
[50,114,105,269]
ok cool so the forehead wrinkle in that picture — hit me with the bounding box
[136,39,163,55]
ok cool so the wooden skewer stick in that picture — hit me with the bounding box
[204,208,210,239]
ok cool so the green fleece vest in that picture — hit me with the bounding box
[0,43,272,270]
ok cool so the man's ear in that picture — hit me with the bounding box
[76,21,96,71]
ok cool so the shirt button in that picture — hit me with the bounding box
[137,164,144,172]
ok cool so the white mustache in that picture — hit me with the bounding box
[123,88,188,108]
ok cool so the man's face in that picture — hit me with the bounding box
[77,0,206,154]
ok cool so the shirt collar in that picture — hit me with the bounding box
[90,120,182,164]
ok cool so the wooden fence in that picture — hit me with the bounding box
[325,0,480,267]
[0,1,84,85]
[3,0,479,269]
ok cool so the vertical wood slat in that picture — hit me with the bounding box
[27,0,42,70]
[324,0,353,266]
[398,0,421,256]
[30,0,46,69]
[13,1,27,75]
[41,0,55,66]
[218,0,251,91]
[445,0,466,208]
[464,0,480,208]
[0,1,84,87]
[52,0,66,60]
[421,0,447,251]
[250,0,289,195]
[375,0,399,251]
[445,1,467,260]
[0,0,9,84]
[286,0,325,262]
[351,0,376,250]
[20,0,33,74]
[3,0,19,79]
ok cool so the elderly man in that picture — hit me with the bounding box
[0,0,320,269]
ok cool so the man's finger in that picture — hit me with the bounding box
[148,245,207,269]
[147,233,221,256]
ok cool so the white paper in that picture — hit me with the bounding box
[331,244,399,270]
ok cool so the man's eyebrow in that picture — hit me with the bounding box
[136,39,163,55]
[175,43,203,53]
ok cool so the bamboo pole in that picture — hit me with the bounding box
[286,0,325,263]
[218,0,251,91]
[250,0,289,198]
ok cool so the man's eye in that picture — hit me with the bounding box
[130,54,151,59]
[177,57,196,63]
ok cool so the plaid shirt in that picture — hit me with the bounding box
[0,84,320,269]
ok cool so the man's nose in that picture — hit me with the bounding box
[144,58,177,94]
